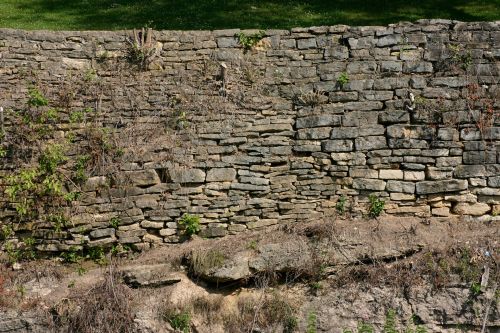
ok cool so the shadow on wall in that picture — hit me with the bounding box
[3,0,499,30]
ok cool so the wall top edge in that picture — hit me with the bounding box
[0,20,499,36]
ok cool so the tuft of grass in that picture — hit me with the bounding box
[0,0,498,30]
[190,249,225,275]
[58,265,134,333]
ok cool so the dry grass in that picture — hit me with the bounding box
[224,287,298,333]
[55,263,134,333]
[329,245,498,291]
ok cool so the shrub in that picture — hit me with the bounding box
[368,194,385,218]
[61,266,134,333]
[237,30,266,51]
[336,195,347,214]
[166,310,191,333]
[337,72,349,87]
[178,213,201,237]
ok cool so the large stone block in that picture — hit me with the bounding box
[453,203,491,216]
[206,168,236,182]
[119,170,160,187]
[297,127,331,139]
[322,140,353,152]
[352,179,386,191]
[169,168,206,183]
[386,181,415,193]
[386,125,435,139]
[296,115,340,128]
[416,180,468,194]
[379,169,404,180]
[355,136,387,150]
[454,165,486,178]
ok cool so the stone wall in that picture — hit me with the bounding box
[0,19,499,250]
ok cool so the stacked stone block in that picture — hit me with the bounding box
[0,19,498,250]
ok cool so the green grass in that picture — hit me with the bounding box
[0,0,499,31]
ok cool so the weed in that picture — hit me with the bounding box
[296,89,327,107]
[87,246,107,265]
[309,281,322,292]
[337,72,349,88]
[306,311,318,333]
[178,213,201,237]
[247,240,258,250]
[368,194,385,218]
[224,291,298,333]
[190,249,225,274]
[0,225,14,240]
[384,309,398,333]
[469,282,482,296]
[109,217,120,229]
[126,27,157,70]
[448,44,473,71]
[166,309,191,333]
[60,247,82,264]
[61,265,134,333]
[16,284,26,298]
[76,266,87,276]
[336,195,347,214]
[27,86,48,107]
[237,30,266,51]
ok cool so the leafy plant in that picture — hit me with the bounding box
[166,310,191,333]
[178,213,201,237]
[87,246,107,265]
[237,30,266,51]
[126,27,157,70]
[306,311,317,333]
[336,195,347,214]
[368,194,385,218]
[27,86,48,107]
[337,72,349,88]
[61,247,83,263]
[469,282,482,296]
[109,217,120,229]
[384,309,398,333]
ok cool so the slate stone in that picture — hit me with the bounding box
[206,168,237,182]
[416,180,468,194]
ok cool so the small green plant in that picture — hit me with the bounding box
[178,213,201,237]
[237,30,266,51]
[17,284,26,298]
[27,86,48,107]
[126,27,157,70]
[76,265,87,276]
[384,309,398,333]
[247,240,258,250]
[368,194,385,218]
[306,311,317,333]
[337,72,349,88]
[0,225,14,240]
[87,246,107,265]
[61,247,82,263]
[336,195,347,214]
[166,310,191,333]
[109,217,120,229]
[358,322,374,333]
[448,44,472,71]
[310,281,322,292]
[469,282,482,296]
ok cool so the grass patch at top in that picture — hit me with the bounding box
[0,0,499,31]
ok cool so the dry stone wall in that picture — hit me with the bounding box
[0,19,499,250]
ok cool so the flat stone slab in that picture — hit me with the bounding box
[121,264,182,288]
